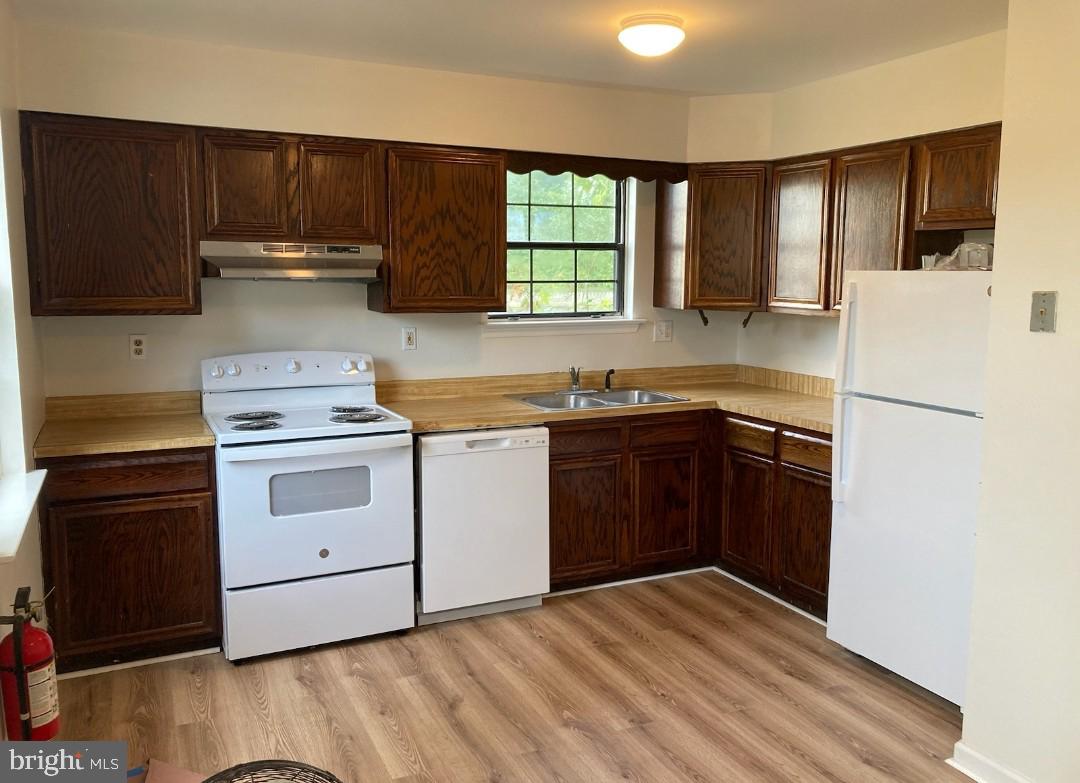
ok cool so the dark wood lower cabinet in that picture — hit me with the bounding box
[774,463,832,611]
[548,413,703,589]
[721,449,773,579]
[549,455,623,584]
[717,415,833,618]
[38,448,220,672]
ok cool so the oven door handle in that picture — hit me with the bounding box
[220,432,412,463]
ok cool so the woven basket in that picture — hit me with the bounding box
[202,760,344,783]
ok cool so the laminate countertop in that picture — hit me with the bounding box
[34,414,215,459]
[390,381,833,436]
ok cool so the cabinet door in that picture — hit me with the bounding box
[385,146,506,311]
[830,145,910,310]
[45,492,219,669]
[23,113,199,315]
[768,159,831,312]
[685,164,769,309]
[550,456,623,585]
[721,448,774,579]
[629,448,698,568]
[298,140,383,242]
[914,126,1000,229]
[774,464,832,617]
[201,131,291,238]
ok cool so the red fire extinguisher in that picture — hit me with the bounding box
[0,586,60,740]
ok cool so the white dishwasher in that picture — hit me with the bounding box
[418,426,549,620]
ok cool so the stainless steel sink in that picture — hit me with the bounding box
[589,389,687,406]
[515,388,688,412]
[518,393,610,411]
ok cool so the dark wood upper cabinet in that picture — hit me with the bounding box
[200,131,383,243]
[371,145,506,312]
[830,144,911,309]
[22,112,200,315]
[768,158,832,313]
[914,125,1000,229]
[654,163,769,310]
[201,132,291,238]
[298,140,383,241]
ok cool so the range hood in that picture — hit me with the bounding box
[200,241,383,281]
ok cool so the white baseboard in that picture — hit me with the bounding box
[948,742,1033,783]
[56,647,220,680]
[711,567,826,627]
[547,566,714,597]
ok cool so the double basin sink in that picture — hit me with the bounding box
[514,388,688,412]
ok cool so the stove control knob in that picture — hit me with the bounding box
[285,358,302,374]
[340,358,358,374]
[225,362,242,377]
[356,357,369,372]
[209,364,225,379]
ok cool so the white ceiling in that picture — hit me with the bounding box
[12,0,1009,95]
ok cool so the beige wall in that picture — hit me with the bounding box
[15,20,1009,391]
[953,3,1080,782]
[0,0,44,659]
[15,20,688,161]
[689,31,1007,378]
[38,182,742,395]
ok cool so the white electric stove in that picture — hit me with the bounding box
[201,351,416,660]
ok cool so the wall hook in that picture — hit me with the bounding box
[698,309,709,326]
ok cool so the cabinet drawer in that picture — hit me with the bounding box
[549,423,624,457]
[629,414,702,449]
[724,418,776,456]
[44,450,211,503]
[779,431,832,473]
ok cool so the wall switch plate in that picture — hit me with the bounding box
[1030,291,1058,332]
[129,334,147,360]
[401,326,417,351]
[653,320,673,342]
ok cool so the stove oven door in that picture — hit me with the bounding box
[217,433,413,589]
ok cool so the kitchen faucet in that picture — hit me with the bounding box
[604,369,616,392]
[568,366,582,391]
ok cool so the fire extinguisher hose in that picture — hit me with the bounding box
[13,585,33,740]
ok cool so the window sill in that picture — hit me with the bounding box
[482,317,646,338]
[0,469,46,564]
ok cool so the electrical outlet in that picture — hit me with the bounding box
[401,326,417,351]
[129,334,147,360]
[653,320,673,342]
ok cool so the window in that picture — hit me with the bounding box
[495,171,626,318]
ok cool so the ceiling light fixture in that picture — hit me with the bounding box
[618,14,686,57]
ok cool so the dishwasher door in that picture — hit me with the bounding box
[419,427,549,614]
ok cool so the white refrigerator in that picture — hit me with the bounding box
[828,270,992,706]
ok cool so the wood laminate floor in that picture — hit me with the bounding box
[58,571,967,782]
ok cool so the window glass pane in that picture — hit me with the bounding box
[507,249,531,280]
[530,206,573,242]
[507,205,529,242]
[506,283,531,314]
[577,250,615,281]
[530,172,572,205]
[577,282,617,312]
[506,171,530,204]
[532,283,575,314]
[574,175,616,207]
[532,249,574,281]
[574,207,616,242]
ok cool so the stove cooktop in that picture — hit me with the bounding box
[206,403,411,445]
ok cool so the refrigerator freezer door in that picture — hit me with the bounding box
[837,271,992,412]
[827,396,982,705]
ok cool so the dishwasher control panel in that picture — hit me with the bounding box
[509,434,548,448]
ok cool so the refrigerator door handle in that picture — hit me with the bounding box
[834,281,857,394]
[832,395,849,503]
